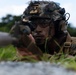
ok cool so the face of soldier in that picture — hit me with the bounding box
[32,24,52,45]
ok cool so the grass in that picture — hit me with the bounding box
[0,45,17,61]
[0,45,76,70]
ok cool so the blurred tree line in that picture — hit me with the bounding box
[0,14,21,32]
[0,14,76,36]
[67,23,76,36]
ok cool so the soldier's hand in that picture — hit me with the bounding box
[28,34,35,44]
[12,34,35,47]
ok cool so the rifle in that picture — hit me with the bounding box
[0,21,43,60]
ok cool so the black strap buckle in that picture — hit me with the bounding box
[64,42,71,47]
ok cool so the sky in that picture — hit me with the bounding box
[0,0,76,27]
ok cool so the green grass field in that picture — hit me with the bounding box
[0,45,76,70]
[0,45,17,61]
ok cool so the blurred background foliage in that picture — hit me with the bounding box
[0,14,21,32]
[67,23,76,36]
[0,14,76,36]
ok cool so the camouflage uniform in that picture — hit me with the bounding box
[11,1,76,60]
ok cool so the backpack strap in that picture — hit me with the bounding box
[62,32,72,54]
[63,33,76,55]
[63,42,71,54]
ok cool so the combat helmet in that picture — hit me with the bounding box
[22,0,70,35]
[22,1,64,20]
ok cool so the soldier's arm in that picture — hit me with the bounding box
[16,34,43,60]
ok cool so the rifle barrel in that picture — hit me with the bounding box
[0,32,16,47]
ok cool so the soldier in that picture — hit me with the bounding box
[10,1,76,60]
